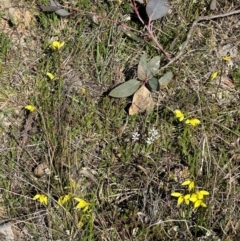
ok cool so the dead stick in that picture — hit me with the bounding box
[160,9,240,71]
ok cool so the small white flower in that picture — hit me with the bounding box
[149,127,159,139]
[54,175,60,181]
[146,136,154,145]
[44,168,51,175]
[132,132,140,141]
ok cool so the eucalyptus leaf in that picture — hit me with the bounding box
[146,0,170,21]
[55,8,71,17]
[148,77,160,91]
[50,0,70,16]
[158,71,173,87]
[138,54,148,80]
[50,0,61,7]
[109,79,141,98]
[40,6,60,12]
[147,56,160,76]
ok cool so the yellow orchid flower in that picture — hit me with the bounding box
[181,180,195,191]
[25,105,36,112]
[222,56,231,62]
[46,72,55,80]
[190,190,209,208]
[58,193,72,206]
[33,194,48,205]
[185,118,201,126]
[74,198,90,212]
[210,71,218,80]
[51,40,65,50]
[174,109,184,121]
[171,192,191,205]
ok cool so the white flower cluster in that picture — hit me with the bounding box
[132,127,159,144]
[146,127,159,144]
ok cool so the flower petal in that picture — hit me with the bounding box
[33,194,40,200]
[46,72,55,80]
[177,196,184,205]
[181,180,191,186]
[194,200,202,208]
[210,71,218,80]
[190,193,198,203]
[74,198,89,211]
[185,119,201,126]
[200,202,207,208]
[222,56,230,62]
[171,192,182,197]
[199,190,209,196]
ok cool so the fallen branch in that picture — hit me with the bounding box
[160,9,240,71]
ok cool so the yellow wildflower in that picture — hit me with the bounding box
[51,40,65,50]
[81,87,86,95]
[190,190,209,208]
[58,193,72,206]
[77,220,84,228]
[185,118,201,126]
[74,198,90,212]
[210,71,218,80]
[174,109,184,121]
[46,72,55,80]
[181,180,195,191]
[171,192,191,205]
[33,194,48,205]
[64,180,76,192]
[25,105,36,112]
[222,56,231,62]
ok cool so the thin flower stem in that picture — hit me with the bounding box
[146,22,172,61]
[131,0,172,61]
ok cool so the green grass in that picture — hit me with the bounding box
[0,0,240,240]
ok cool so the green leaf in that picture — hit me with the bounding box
[148,77,159,91]
[147,56,160,76]
[109,79,141,98]
[138,54,148,80]
[158,71,173,87]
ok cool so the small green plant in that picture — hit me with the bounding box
[109,54,173,115]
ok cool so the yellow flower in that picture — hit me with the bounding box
[46,72,55,80]
[171,192,191,205]
[64,180,76,192]
[190,190,209,208]
[74,198,90,212]
[181,180,195,191]
[81,87,86,95]
[51,40,65,50]
[58,193,72,206]
[210,71,218,80]
[25,105,36,112]
[185,118,201,126]
[222,56,231,62]
[174,109,184,121]
[33,194,48,205]
[77,220,84,228]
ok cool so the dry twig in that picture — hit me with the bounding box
[160,9,240,70]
